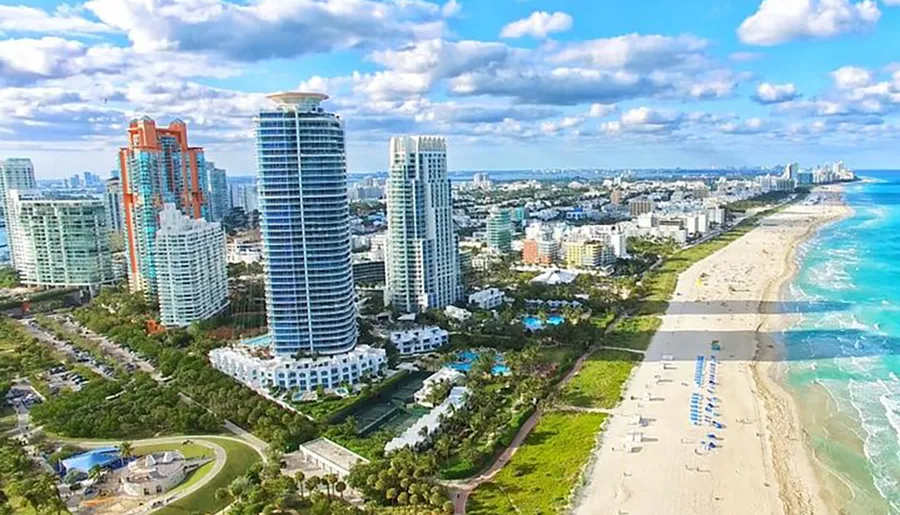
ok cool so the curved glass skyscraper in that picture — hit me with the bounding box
[255,93,357,356]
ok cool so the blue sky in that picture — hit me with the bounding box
[1,0,899,178]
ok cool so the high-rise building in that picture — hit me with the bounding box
[155,204,228,327]
[205,162,229,222]
[486,207,512,253]
[629,198,655,217]
[83,171,102,189]
[229,183,258,213]
[783,162,799,180]
[67,174,83,189]
[255,92,357,356]
[209,92,386,393]
[1,158,37,267]
[104,178,124,234]
[7,190,117,288]
[610,189,623,206]
[564,240,614,269]
[118,117,208,298]
[385,135,461,313]
[0,158,36,222]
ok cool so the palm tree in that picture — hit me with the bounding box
[88,464,104,483]
[324,473,338,499]
[294,471,306,498]
[118,441,134,464]
[335,480,346,499]
[305,476,321,496]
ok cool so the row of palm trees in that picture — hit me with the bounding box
[215,470,348,504]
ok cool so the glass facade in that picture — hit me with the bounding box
[119,117,207,298]
[7,191,117,288]
[254,93,357,356]
[385,136,461,313]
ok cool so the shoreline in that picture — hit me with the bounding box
[752,186,854,515]
[571,190,851,515]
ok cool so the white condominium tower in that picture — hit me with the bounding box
[385,136,461,313]
[0,159,37,266]
[6,190,117,289]
[254,92,357,356]
[154,203,229,327]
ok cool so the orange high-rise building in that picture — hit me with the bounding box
[118,117,208,297]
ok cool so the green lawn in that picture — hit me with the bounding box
[134,442,214,459]
[560,350,641,409]
[295,394,357,421]
[0,405,16,432]
[153,438,261,515]
[468,411,606,515]
[604,316,661,351]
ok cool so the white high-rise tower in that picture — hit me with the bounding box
[385,136,461,313]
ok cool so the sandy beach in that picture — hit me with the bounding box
[572,190,851,515]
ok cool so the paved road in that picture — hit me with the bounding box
[19,320,114,379]
[56,315,159,378]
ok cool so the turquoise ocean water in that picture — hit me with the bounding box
[781,171,900,513]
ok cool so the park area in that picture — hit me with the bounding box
[153,438,260,515]
[467,411,607,515]
[560,349,642,409]
[604,316,661,351]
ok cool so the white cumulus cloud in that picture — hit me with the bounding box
[753,82,800,104]
[500,11,573,39]
[738,0,880,46]
[831,65,872,88]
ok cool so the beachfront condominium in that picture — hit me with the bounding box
[0,158,37,267]
[255,92,357,356]
[118,117,208,298]
[154,204,228,327]
[385,136,461,313]
[486,207,512,254]
[6,190,117,289]
[205,162,229,222]
[208,92,386,392]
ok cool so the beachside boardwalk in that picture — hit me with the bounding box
[572,198,846,515]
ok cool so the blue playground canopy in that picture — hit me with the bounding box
[61,447,121,474]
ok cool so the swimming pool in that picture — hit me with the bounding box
[523,314,565,331]
[447,350,510,375]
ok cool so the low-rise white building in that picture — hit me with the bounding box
[385,386,468,453]
[468,288,504,310]
[227,239,262,264]
[295,437,369,479]
[122,452,204,497]
[444,305,472,323]
[390,326,449,355]
[209,343,387,392]
[413,368,465,407]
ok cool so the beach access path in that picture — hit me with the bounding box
[571,193,848,515]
